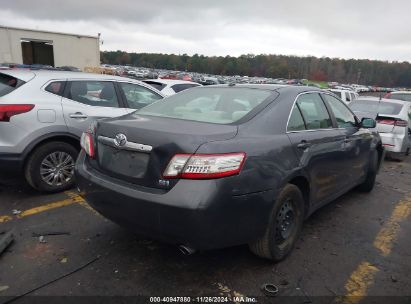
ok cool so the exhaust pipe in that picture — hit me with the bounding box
[178,245,196,255]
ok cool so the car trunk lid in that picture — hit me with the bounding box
[376,115,401,133]
[93,113,238,188]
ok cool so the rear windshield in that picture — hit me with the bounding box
[349,100,403,115]
[0,73,25,97]
[136,87,273,124]
[143,81,167,91]
[389,93,411,102]
[171,83,199,93]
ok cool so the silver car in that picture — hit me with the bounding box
[0,70,164,192]
[349,97,411,158]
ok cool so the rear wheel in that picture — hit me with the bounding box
[249,184,304,261]
[358,150,378,192]
[25,142,78,193]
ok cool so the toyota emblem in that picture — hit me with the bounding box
[114,133,127,147]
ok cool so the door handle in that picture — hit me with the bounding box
[344,137,352,143]
[297,141,312,149]
[69,112,88,119]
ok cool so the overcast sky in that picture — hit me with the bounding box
[1,0,410,62]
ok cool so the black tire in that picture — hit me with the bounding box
[358,150,378,192]
[249,184,304,261]
[24,141,79,193]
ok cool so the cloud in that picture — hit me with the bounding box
[1,0,410,61]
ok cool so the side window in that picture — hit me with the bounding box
[45,81,65,96]
[296,93,333,130]
[332,91,342,99]
[68,81,119,107]
[350,93,356,101]
[345,92,351,102]
[287,104,306,131]
[322,94,357,128]
[119,83,163,110]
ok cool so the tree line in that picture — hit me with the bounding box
[101,51,411,87]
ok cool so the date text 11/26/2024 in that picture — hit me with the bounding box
[149,296,257,303]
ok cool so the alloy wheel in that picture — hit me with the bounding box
[40,151,75,186]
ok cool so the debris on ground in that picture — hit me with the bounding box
[5,255,100,303]
[390,275,398,283]
[60,257,68,263]
[0,230,14,256]
[38,236,47,243]
[325,285,338,296]
[11,209,21,215]
[297,278,312,303]
[279,279,289,286]
[0,285,9,293]
[32,231,71,237]
[261,283,278,297]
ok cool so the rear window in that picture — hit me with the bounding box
[45,81,66,96]
[389,93,411,102]
[136,87,273,124]
[0,73,25,97]
[143,81,167,91]
[349,100,403,115]
[330,90,342,99]
[171,83,199,93]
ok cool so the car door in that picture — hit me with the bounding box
[287,92,346,205]
[321,93,371,184]
[61,80,129,137]
[116,82,164,113]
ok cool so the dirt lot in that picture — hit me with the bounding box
[0,157,410,303]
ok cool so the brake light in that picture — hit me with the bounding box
[377,118,408,127]
[384,93,391,99]
[163,152,246,179]
[395,119,408,127]
[376,119,395,125]
[0,104,34,122]
[80,132,95,158]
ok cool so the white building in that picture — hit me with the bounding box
[0,25,100,70]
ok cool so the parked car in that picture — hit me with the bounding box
[349,97,411,158]
[384,91,411,102]
[75,85,383,261]
[328,89,359,104]
[0,70,164,192]
[142,79,201,96]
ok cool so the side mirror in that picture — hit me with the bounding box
[361,117,376,128]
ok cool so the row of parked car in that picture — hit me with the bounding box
[1,69,410,261]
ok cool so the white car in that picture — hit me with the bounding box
[143,79,201,96]
[349,98,411,158]
[328,89,359,104]
[385,91,411,102]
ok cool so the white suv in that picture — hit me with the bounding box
[0,70,164,192]
[328,89,359,104]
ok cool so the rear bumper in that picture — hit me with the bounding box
[379,133,408,153]
[75,152,275,250]
[0,153,24,177]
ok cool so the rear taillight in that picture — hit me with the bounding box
[395,119,408,127]
[377,118,408,127]
[163,152,246,179]
[0,104,34,122]
[384,93,391,99]
[377,119,395,125]
[80,132,95,158]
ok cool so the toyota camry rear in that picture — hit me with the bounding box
[75,85,382,260]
